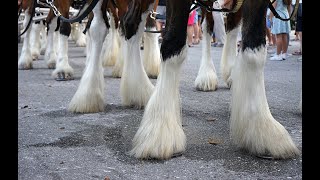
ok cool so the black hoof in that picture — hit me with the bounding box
[148,75,158,79]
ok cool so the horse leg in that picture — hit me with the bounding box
[75,22,87,47]
[102,10,120,67]
[83,12,93,59]
[18,8,33,69]
[70,22,76,41]
[50,1,75,80]
[85,28,91,65]
[111,31,124,78]
[120,1,155,108]
[142,13,161,79]
[68,0,107,113]
[194,12,218,91]
[52,20,74,81]
[130,0,190,159]
[110,5,124,77]
[220,10,242,88]
[40,21,47,55]
[230,0,300,159]
[54,31,60,54]
[44,13,58,69]
[29,21,42,60]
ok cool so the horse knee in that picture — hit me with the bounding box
[60,22,71,37]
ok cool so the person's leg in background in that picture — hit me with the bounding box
[156,5,166,43]
[292,3,302,58]
[193,10,200,45]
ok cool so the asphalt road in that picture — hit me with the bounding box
[18,33,302,180]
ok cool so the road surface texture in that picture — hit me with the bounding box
[18,32,302,180]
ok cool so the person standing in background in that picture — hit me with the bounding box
[187,9,196,47]
[192,8,201,45]
[266,7,277,55]
[292,0,302,61]
[269,0,291,61]
[196,7,203,41]
[211,0,226,47]
[266,8,273,46]
[156,0,166,42]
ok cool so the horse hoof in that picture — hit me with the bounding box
[55,72,74,81]
[48,63,56,69]
[148,75,158,79]
[18,64,33,70]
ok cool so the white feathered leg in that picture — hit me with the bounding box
[130,46,187,160]
[40,25,47,55]
[84,31,91,64]
[52,34,74,80]
[230,46,300,159]
[30,23,42,60]
[69,23,76,41]
[220,26,240,88]
[101,32,112,66]
[45,17,59,69]
[120,12,154,108]
[194,18,218,91]
[142,28,161,78]
[112,35,124,78]
[75,23,87,47]
[68,0,107,113]
[18,9,33,69]
[102,13,120,67]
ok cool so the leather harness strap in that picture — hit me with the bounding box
[18,0,37,37]
[40,0,99,23]
[153,0,159,12]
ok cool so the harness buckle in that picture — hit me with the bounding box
[45,0,61,17]
[149,10,158,20]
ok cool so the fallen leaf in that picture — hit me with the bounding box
[207,117,217,122]
[21,105,28,109]
[208,137,223,145]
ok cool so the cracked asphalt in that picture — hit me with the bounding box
[18,32,302,180]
